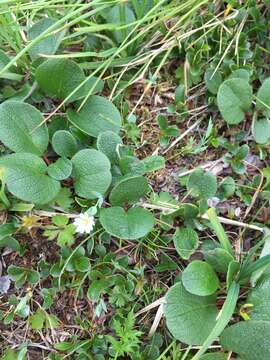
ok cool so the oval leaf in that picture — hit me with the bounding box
[28,17,65,60]
[142,155,165,173]
[204,68,222,94]
[164,281,218,345]
[47,158,72,180]
[100,206,154,240]
[204,248,234,273]
[256,77,270,116]
[182,260,219,296]
[247,276,270,320]
[252,118,270,144]
[109,175,149,206]
[119,156,145,176]
[220,320,270,360]
[71,149,111,199]
[97,131,122,164]
[173,227,199,260]
[187,168,217,199]
[67,95,121,137]
[52,130,78,158]
[36,59,103,102]
[0,101,48,155]
[217,78,252,124]
[0,153,60,204]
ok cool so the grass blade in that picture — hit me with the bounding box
[206,207,234,256]
[192,281,240,359]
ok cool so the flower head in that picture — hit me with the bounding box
[73,212,95,234]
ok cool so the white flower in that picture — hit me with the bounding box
[73,213,95,234]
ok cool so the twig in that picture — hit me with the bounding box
[149,304,164,337]
[135,297,165,317]
[34,210,77,218]
[141,202,264,232]
[162,119,202,155]
[177,159,223,178]
[243,161,264,220]
[201,213,264,233]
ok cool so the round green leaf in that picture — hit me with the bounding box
[100,206,154,240]
[47,158,72,180]
[28,17,65,60]
[52,130,78,158]
[182,260,219,296]
[0,153,60,204]
[142,155,165,173]
[220,321,270,360]
[228,68,250,81]
[109,175,149,206]
[187,168,217,199]
[164,281,218,345]
[256,77,270,116]
[173,227,199,260]
[204,248,234,273]
[247,277,270,320]
[217,78,252,124]
[119,156,145,176]
[36,59,103,102]
[71,149,111,199]
[74,256,90,272]
[177,203,199,220]
[104,4,135,43]
[0,101,48,155]
[204,68,222,94]
[218,176,235,199]
[97,131,122,164]
[252,118,270,144]
[67,95,121,137]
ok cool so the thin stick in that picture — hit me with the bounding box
[141,202,264,232]
[149,304,164,337]
[175,159,223,178]
[135,297,165,317]
[243,161,264,220]
[34,210,78,218]
[162,119,201,155]
[201,213,264,233]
